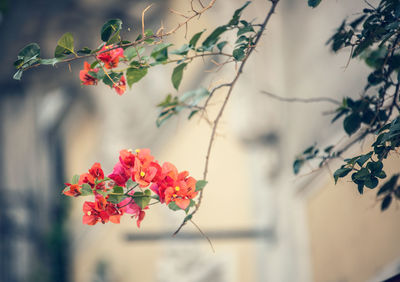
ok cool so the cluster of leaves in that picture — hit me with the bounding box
[156,1,260,126]
[296,0,400,211]
[14,1,261,127]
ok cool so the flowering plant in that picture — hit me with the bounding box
[62,149,207,227]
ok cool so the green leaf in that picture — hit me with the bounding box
[102,72,123,87]
[124,46,145,61]
[308,0,322,8]
[80,183,93,196]
[366,161,383,175]
[365,176,378,189]
[171,63,187,90]
[156,111,176,127]
[17,43,41,62]
[168,201,181,211]
[108,194,127,204]
[101,19,122,42]
[202,26,227,49]
[151,43,172,61]
[217,41,228,51]
[13,70,23,80]
[229,1,251,25]
[357,183,364,195]
[112,186,124,195]
[343,113,361,135]
[188,110,199,120]
[237,25,254,36]
[171,44,190,55]
[377,174,399,196]
[77,47,92,55]
[195,180,208,192]
[233,47,245,61]
[126,179,137,189]
[126,67,148,88]
[381,195,392,211]
[184,199,196,214]
[71,174,80,185]
[189,30,205,47]
[57,32,75,54]
[178,87,209,106]
[144,29,154,43]
[133,190,151,209]
[356,152,372,166]
[293,159,304,174]
[354,167,370,181]
[333,167,352,184]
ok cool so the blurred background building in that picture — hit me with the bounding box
[0,0,399,282]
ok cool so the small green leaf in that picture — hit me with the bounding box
[77,47,92,55]
[308,0,322,8]
[17,43,40,62]
[377,174,399,196]
[124,46,145,60]
[171,44,190,55]
[102,72,123,87]
[343,113,361,135]
[80,183,93,196]
[366,161,383,175]
[178,87,209,106]
[168,201,181,211]
[108,194,127,204]
[189,30,205,47]
[202,26,227,49]
[188,110,199,120]
[217,41,228,51]
[354,167,370,181]
[293,159,304,174]
[237,25,254,36]
[365,176,378,189]
[57,32,75,54]
[126,67,148,88]
[195,180,208,192]
[381,195,392,211]
[171,63,187,90]
[151,43,172,61]
[233,47,245,61]
[133,190,151,209]
[357,183,364,194]
[101,19,122,42]
[13,70,23,80]
[333,167,352,184]
[356,152,372,167]
[126,179,137,189]
[113,186,124,195]
[229,1,251,25]
[71,174,80,185]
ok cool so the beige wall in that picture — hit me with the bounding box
[307,155,400,282]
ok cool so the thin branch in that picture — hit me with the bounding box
[19,0,217,73]
[189,219,215,252]
[142,4,154,37]
[261,90,341,105]
[173,0,280,235]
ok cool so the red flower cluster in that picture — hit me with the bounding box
[62,149,201,227]
[79,44,126,95]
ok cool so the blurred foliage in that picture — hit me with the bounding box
[296,0,400,211]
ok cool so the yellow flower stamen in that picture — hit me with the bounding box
[175,186,180,191]
[135,149,141,153]
[140,171,145,177]
[87,211,91,216]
